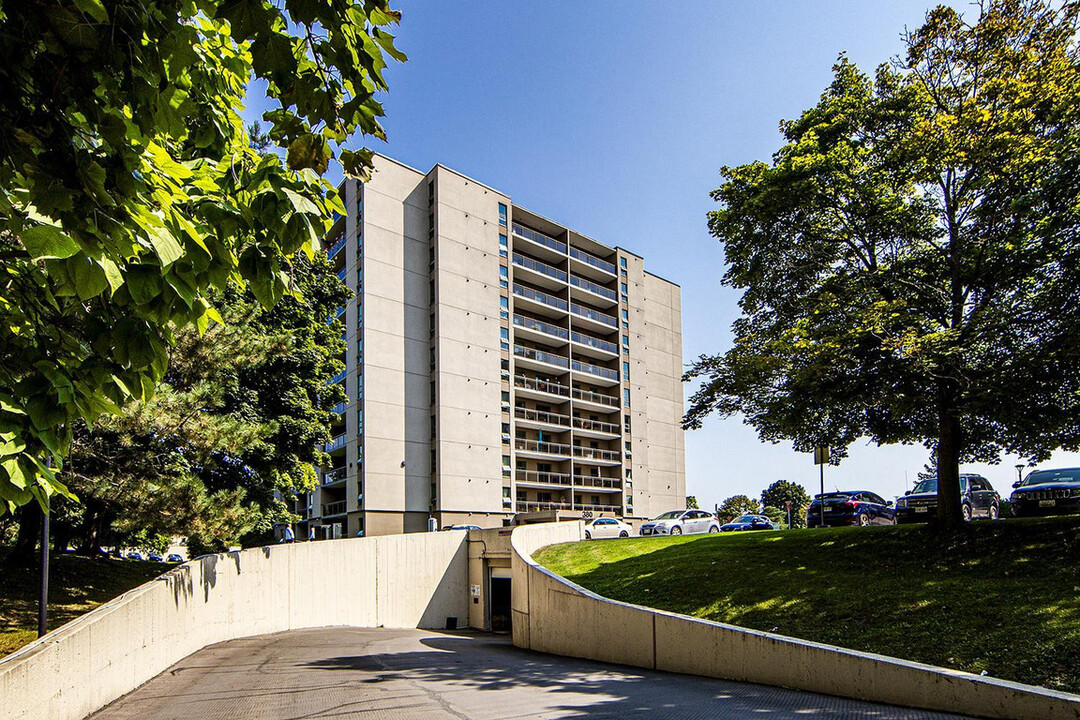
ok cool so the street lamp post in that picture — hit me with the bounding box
[1015,463,1025,485]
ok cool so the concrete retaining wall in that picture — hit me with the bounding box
[510,522,1080,720]
[0,532,468,720]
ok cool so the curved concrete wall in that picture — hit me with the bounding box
[510,522,1080,720]
[0,532,468,720]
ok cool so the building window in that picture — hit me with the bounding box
[498,203,507,226]
[499,296,509,319]
[501,341,509,351]
[499,265,508,280]
[429,313,435,336]
[624,414,631,432]
[622,335,629,348]
[430,415,437,439]
[500,279,508,289]
[430,347,436,370]
[430,380,436,402]
[621,295,628,304]
[620,257,627,269]
[622,361,630,378]
[517,489,527,501]
[429,279,435,304]
[621,309,628,321]
[499,233,508,258]
[621,269,628,278]
[502,391,510,402]
[502,455,511,467]
[622,321,629,330]
[501,358,510,371]
[620,282,628,294]
[502,422,510,434]
[428,212,435,238]
[623,388,631,407]
[431,449,437,472]
[500,327,509,340]
[429,246,435,270]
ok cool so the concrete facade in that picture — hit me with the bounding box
[509,523,1080,720]
[300,154,686,538]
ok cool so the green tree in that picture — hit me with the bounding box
[761,506,786,527]
[717,495,760,522]
[685,0,1080,528]
[761,480,811,528]
[685,495,699,509]
[0,0,404,514]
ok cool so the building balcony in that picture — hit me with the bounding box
[573,475,623,492]
[572,445,622,464]
[569,246,617,277]
[323,466,347,485]
[571,385,620,410]
[326,234,346,259]
[512,252,567,290]
[513,222,567,257]
[569,274,618,307]
[570,330,619,357]
[514,374,571,401]
[574,502,622,514]
[514,405,571,428]
[516,501,571,513]
[570,303,617,332]
[513,344,569,371]
[572,416,621,436]
[515,469,573,488]
[512,314,568,346]
[512,282,568,317]
[571,358,619,385]
[331,401,347,415]
[515,437,572,459]
[329,369,346,385]
[325,433,348,453]
[322,500,347,517]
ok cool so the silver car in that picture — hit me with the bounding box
[583,517,634,540]
[639,509,720,536]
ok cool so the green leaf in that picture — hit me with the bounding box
[287,134,331,174]
[20,225,80,260]
[72,0,109,23]
[73,257,109,300]
[283,187,321,216]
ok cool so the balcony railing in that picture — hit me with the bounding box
[514,374,570,397]
[516,501,571,513]
[513,222,567,254]
[325,433,347,453]
[514,344,569,368]
[571,303,617,327]
[516,469,573,486]
[327,234,346,259]
[513,314,568,340]
[336,267,348,281]
[572,358,619,381]
[513,252,567,283]
[571,386,620,407]
[330,369,346,385]
[572,417,621,434]
[570,330,618,355]
[515,437,572,456]
[324,466,347,483]
[513,282,568,312]
[574,502,621,513]
[573,446,621,462]
[573,475,622,490]
[322,500,347,516]
[570,274,617,301]
[514,405,570,426]
[569,246,617,275]
[331,401,347,415]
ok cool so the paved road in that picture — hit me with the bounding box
[88,628,974,719]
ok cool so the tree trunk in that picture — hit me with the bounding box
[8,504,41,566]
[936,385,965,529]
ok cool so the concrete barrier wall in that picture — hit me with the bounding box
[0,532,468,720]
[510,522,1080,720]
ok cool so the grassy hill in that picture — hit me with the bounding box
[535,516,1080,694]
[0,553,170,658]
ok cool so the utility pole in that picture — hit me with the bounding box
[38,495,50,638]
[814,446,830,528]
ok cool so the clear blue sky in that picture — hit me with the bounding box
[246,1,1080,509]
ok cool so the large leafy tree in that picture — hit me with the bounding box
[761,480,811,528]
[717,495,760,522]
[0,0,403,514]
[686,0,1080,528]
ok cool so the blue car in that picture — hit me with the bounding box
[1010,467,1080,517]
[720,514,778,532]
[807,490,896,527]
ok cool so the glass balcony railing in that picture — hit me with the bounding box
[512,252,567,283]
[336,267,348,281]
[513,282,568,312]
[572,417,621,434]
[573,446,621,462]
[324,466,347,483]
[330,369,346,385]
[513,344,569,368]
[569,246,617,275]
[331,402,347,415]
[327,235,346,259]
[322,500,347,516]
[515,437,572,456]
[570,330,618,354]
[570,274,617,301]
[513,222,567,254]
[325,433,347,453]
[513,314,568,340]
[573,475,622,489]
[514,405,571,426]
[514,374,570,397]
[574,501,621,513]
[570,303,617,327]
[515,469,572,486]
[571,386,620,407]
[516,501,571,512]
[571,359,619,381]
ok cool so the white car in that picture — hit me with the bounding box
[639,510,720,536]
[583,517,634,540]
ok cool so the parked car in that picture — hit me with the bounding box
[720,514,778,532]
[444,524,482,531]
[147,553,163,562]
[639,509,720,536]
[583,517,634,540]
[125,551,144,561]
[166,554,184,563]
[806,490,896,527]
[895,473,999,522]
[1009,467,1080,517]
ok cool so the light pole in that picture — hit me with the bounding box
[1015,463,1025,485]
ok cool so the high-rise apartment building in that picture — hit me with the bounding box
[295,154,685,538]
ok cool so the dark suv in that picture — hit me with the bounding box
[894,473,1000,523]
[806,490,895,527]
[1010,467,1080,517]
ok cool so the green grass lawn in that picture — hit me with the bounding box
[0,553,170,658]
[535,516,1080,694]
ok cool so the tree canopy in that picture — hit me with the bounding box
[761,480,811,528]
[717,495,760,521]
[0,0,403,514]
[686,0,1080,526]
